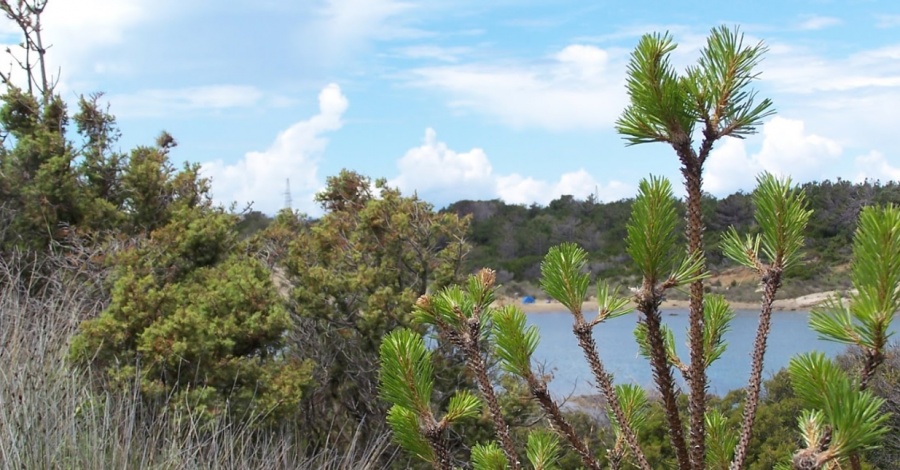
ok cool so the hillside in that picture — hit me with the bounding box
[237,178,900,303]
[442,179,900,299]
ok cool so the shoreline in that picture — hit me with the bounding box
[502,291,840,314]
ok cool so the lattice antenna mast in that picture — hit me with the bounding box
[284,178,293,211]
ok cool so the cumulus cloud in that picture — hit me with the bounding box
[390,128,631,207]
[391,128,496,201]
[704,137,758,195]
[854,150,900,182]
[408,44,626,131]
[754,117,842,174]
[497,170,630,206]
[706,117,842,195]
[202,83,348,214]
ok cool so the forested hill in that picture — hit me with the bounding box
[442,179,900,286]
[237,178,900,290]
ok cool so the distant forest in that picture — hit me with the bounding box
[240,178,900,285]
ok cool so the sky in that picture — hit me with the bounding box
[5,0,900,215]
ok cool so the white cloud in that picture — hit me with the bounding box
[391,128,496,201]
[13,0,172,89]
[408,43,626,131]
[308,0,427,63]
[765,44,900,94]
[390,128,631,206]
[706,117,842,195]
[797,15,841,31]
[318,0,416,39]
[705,137,758,195]
[754,117,842,175]
[202,83,348,214]
[107,85,267,117]
[555,44,610,79]
[854,150,900,183]
[760,42,900,153]
[497,170,630,206]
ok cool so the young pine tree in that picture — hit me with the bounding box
[379,25,895,470]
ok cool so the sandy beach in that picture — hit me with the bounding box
[502,291,840,314]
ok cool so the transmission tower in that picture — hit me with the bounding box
[284,178,293,211]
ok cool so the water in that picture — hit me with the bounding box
[526,308,899,397]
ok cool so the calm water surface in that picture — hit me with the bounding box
[527,308,899,397]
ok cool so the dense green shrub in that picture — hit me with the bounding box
[69,206,312,423]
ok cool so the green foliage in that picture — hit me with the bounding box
[446,390,484,422]
[387,406,437,464]
[616,25,774,146]
[540,242,591,314]
[626,176,707,290]
[525,430,561,470]
[379,328,436,415]
[634,295,735,368]
[634,321,678,366]
[613,384,650,435]
[0,84,209,254]
[450,179,900,292]
[265,169,470,444]
[0,87,78,251]
[721,172,812,274]
[69,207,310,423]
[629,371,806,470]
[617,32,692,145]
[789,352,889,462]
[472,442,509,470]
[595,282,632,323]
[702,294,735,367]
[705,408,737,469]
[754,173,811,273]
[609,383,651,466]
[625,176,681,282]
[492,305,540,379]
[682,25,775,138]
[380,328,484,467]
[810,204,900,350]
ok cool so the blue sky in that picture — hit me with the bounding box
[10,0,900,214]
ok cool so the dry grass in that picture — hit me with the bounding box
[0,252,392,469]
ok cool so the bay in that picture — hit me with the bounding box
[526,308,899,397]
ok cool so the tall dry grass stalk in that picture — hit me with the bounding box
[0,250,391,469]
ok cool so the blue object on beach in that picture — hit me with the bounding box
[522,296,535,304]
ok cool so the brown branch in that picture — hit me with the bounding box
[791,428,834,470]
[422,417,452,470]
[459,318,521,470]
[0,0,54,102]
[859,348,884,392]
[637,287,691,470]
[847,345,885,470]
[676,146,709,470]
[572,320,652,470]
[525,373,602,470]
[730,266,781,470]
[427,277,522,470]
